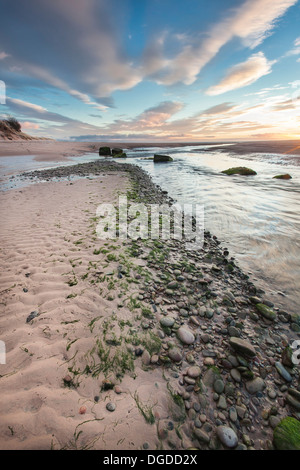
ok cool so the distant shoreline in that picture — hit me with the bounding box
[0,139,300,163]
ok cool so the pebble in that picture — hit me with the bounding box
[216,426,238,448]
[214,379,225,394]
[177,326,195,345]
[229,337,256,358]
[106,402,116,412]
[168,347,183,362]
[187,366,201,378]
[160,316,175,328]
[230,368,241,383]
[275,362,292,382]
[245,377,265,395]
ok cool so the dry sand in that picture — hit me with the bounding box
[0,175,179,450]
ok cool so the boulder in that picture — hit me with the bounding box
[273,174,292,180]
[99,146,111,156]
[273,417,300,450]
[114,152,127,158]
[154,154,173,162]
[221,167,257,176]
[111,147,123,155]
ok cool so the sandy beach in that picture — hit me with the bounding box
[0,156,299,451]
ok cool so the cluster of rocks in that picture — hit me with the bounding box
[99,146,127,158]
[126,228,300,450]
[221,166,292,180]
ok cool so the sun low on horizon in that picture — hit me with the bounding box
[0,0,300,142]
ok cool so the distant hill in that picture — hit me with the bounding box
[0,118,50,141]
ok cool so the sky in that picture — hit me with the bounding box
[0,0,300,142]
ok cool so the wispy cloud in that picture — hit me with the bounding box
[0,51,9,60]
[285,36,300,56]
[206,52,275,96]
[148,0,297,86]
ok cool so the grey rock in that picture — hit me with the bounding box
[216,426,238,448]
[160,316,175,328]
[229,337,256,357]
[106,402,116,412]
[177,326,195,345]
[275,362,292,382]
[194,428,210,444]
[168,347,183,362]
[214,379,225,394]
[245,377,265,394]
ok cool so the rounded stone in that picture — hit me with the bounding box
[187,366,201,378]
[168,347,183,362]
[160,316,175,328]
[106,402,116,412]
[216,426,238,448]
[245,377,265,395]
[214,379,225,394]
[177,326,195,345]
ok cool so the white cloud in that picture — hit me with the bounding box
[153,0,297,86]
[206,52,275,96]
[8,98,47,112]
[0,51,9,60]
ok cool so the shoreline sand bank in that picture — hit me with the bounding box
[0,160,299,450]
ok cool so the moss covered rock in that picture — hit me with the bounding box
[154,154,173,162]
[256,303,276,321]
[221,167,257,176]
[99,146,111,156]
[114,152,127,158]
[222,166,257,176]
[273,174,292,180]
[273,417,300,450]
[111,147,123,155]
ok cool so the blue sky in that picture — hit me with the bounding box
[0,0,299,141]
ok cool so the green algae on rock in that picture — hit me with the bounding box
[99,146,111,156]
[273,174,292,180]
[273,417,300,450]
[154,154,173,162]
[221,167,257,176]
[256,303,276,321]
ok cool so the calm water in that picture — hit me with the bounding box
[1,145,299,313]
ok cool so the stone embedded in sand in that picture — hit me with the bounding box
[26,311,39,323]
[229,337,256,358]
[177,326,195,345]
[106,402,116,412]
[142,350,151,366]
[79,406,87,414]
[216,426,238,448]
